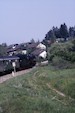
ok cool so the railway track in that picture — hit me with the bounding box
[0,67,36,84]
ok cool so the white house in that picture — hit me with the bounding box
[37,43,46,50]
[32,48,47,59]
[21,50,27,54]
[39,51,47,59]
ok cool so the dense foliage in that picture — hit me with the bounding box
[48,39,75,68]
[42,23,75,46]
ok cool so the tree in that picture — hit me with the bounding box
[30,38,35,43]
[0,45,7,56]
[43,29,56,46]
[1,43,7,47]
[69,27,75,38]
[42,23,75,48]
[48,40,75,68]
[60,23,69,40]
[52,27,61,38]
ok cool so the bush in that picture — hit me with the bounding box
[48,40,75,69]
[52,56,71,69]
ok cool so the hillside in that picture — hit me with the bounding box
[0,66,75,113]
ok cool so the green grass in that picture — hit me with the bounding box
[0,66,75,113]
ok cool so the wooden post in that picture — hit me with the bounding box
[12,62,16,76]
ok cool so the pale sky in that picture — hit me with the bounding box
[0,0,75,45]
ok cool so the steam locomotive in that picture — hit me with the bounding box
[0,54,36,76]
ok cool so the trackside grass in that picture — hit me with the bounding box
[0,66,75,113]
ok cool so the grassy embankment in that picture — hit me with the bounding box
[0,65,75,113]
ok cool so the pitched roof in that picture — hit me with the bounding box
[27,42,39,49]
[7,44,26,53]
[31,49,45,56]
[0,56,19,61]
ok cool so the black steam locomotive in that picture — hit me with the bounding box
[0,54,36,76]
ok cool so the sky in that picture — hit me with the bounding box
[0,0,75,45]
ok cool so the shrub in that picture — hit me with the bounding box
[52,56,71,69]
[48,40,75,69]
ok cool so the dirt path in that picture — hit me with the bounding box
[47,83,66,97]
[0,67,35,84]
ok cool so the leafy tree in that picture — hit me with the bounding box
[0,45,7,56]
[69,27,75,38]
[48,40,75,68]
[2,43,7,47]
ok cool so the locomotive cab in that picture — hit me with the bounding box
[16,54,36,69]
